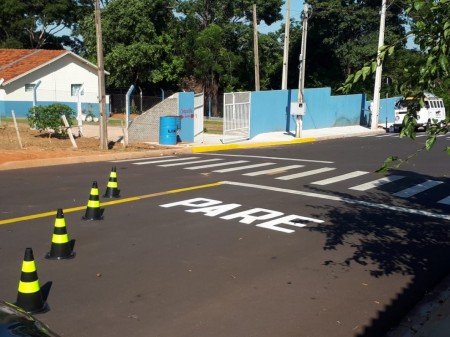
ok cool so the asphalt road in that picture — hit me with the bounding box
[1,132,449,337]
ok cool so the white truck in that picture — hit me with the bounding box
[393,93,446,132]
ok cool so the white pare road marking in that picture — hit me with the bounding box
[160,198,324,234]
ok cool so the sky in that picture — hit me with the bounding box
[259,0,304,34]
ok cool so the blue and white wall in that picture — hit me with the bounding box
[0,55,109,118]
[250,88,401,137]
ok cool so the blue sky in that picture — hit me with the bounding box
[259,0,304,34]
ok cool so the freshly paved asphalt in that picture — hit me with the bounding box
[0,127,449,337]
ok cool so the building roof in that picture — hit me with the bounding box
[0,49,101,86]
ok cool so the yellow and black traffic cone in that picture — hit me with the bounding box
[103,167,120,198]
[15,247,49,314]
[82,181,104,220]
[46,208,75,260]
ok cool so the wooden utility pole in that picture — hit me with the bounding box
[253,4,260,91]
[95,0,108,150]
[281,0,291,90]
[371,0,387,130]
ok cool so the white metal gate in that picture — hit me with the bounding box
[223,92,251,143]
[194,93,204,143]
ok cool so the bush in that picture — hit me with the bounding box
[27,104,75,137]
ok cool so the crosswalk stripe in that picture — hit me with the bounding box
[159,158,223,167]
[393,180,444,198]
[243,165,304,176]
[275,167,336,181]
[213,162,276,173]
[349,175,405,191]
[416,134,427,138]
[311,171,370,186]
[438,196,450,205]
[133,157,200,165]
[112,156,176,163]
[185,160,249,170]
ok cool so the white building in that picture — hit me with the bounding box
[0,49,108,118]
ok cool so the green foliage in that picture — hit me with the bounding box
[79,0,182,87]
[338,0,450,170]
[304,0,406,93]
[27,104,75,137]
[0,0,91,49]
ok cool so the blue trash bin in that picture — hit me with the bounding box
[159,116,178,145]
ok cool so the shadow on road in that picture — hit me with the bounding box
[304,170,450,336]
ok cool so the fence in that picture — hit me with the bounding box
[109,94,161,114]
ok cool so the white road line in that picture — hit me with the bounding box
[221,181,450,221]
[213,162,276,173]
[393,180,444,198]
[111,156,176,163]
[159,159,223,167]
[375,134,394,138]
[200,153,334,164]
[311,171,370,186]
[134,157,200,165]
[276,167,336,181]
[185,160,249,170]
[243,165,304,176]
[349,175,405,191]
[438,196,450,205]
[416,134,427,138]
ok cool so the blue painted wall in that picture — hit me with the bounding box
[249,88,404,137]
[178,92,195,143]
[250,88,367,138]
[364,96,402,126]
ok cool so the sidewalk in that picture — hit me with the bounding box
[2,124,449,336]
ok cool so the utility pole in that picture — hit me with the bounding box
[281,0,291,90]
[253,4,260,91]
[95,0,108,150]
[371,0,387,130]
[296,2,309,138]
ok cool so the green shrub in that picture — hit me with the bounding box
[27,104,75,137]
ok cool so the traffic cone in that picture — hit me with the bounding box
[46,209,75,260]
[103,167,120,198]
[82,181,104,220]
[15,248,49,314]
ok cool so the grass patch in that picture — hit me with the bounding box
[204,118,223,134]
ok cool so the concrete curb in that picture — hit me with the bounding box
[192,137,317,153]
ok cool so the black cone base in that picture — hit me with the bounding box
[46,250,76,260]
[82,208,104,221]
[103,188,120,198]
[16,293,49,314]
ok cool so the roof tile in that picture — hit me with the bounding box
[0,49,68,83]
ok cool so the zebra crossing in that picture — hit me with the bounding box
[110,156,450,206]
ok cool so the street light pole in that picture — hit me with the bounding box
[371,0,387,130]
[281,0,291,90]
[94,0,108,150]
[296,2,310,138]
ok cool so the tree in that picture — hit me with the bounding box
[79,0,183,88]
[175,0,284,116]
[0,0,91,50]
[27,104,75,138]
[298,0,406,94]
[340,0,450,171]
